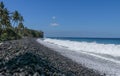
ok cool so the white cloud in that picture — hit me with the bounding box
[50,16,59,26]
[52,16,56,19]
[50,23,59,26]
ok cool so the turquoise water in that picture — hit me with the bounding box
[48,37,120,44]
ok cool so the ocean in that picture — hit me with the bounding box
[44,37,120,57]
[48,37,120,44]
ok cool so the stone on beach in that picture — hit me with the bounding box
[0,38,104,76]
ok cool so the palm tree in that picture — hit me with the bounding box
[19,15,24,23]
[0,2,11,29]
[18,22,24,28]
[12,10,20,27]
[0,2,11,37]
[17,22,24,36]
[2,8,11,29]
[17,14,24,35]
[0,1,28,41]
[0,1,4,29]
[0,2,4,8]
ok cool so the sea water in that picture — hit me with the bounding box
[48,37,120,44]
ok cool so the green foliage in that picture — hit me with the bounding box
[0,28,21,41]
[0,1,43,42]
[23,27,43,38]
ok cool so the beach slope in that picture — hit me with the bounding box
[0,38,103,76]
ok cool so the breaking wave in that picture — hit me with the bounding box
[44,38,120,59]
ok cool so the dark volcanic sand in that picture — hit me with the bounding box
[0,38,105,76]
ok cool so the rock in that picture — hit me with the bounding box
[13,72,19,76]
[33,72,40,76]
[24,46,28,49]
[0,38,104,76]
[19,68,24,72]
[0,73,4,76]
[0,43,3,45]
[19,72,25,76]
[0,47,2,50]
[40,74,45,76]
[8,46,12,50]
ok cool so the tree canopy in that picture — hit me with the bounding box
[0,1,43,42]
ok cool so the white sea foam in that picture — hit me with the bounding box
[37,38,120,76]
[44,38,120,57]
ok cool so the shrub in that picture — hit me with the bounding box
[0,28,21,41]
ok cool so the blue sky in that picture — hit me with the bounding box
[2,0,120,37]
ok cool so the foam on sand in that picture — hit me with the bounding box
[37,38,120,76]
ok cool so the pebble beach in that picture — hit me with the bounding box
[0,38,105,76]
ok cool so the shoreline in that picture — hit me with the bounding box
[0,38,104,76]
[38,38,120,76]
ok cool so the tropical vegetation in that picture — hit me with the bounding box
[0,1,43,42]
